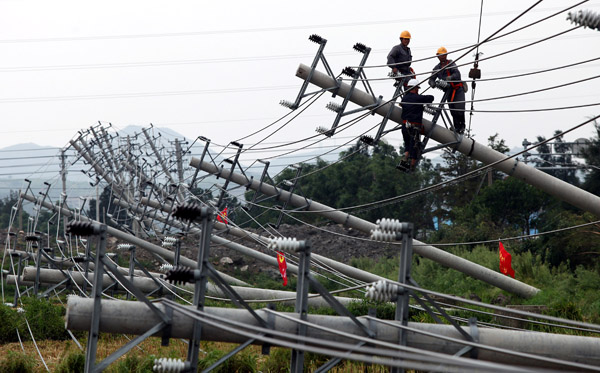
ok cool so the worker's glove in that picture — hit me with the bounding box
[435,79,449,90]
[428,80,436,89]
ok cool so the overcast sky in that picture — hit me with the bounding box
[1,0,599,164]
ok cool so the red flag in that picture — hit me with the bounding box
[499,242,515,278]
[277,251,288,286]
[216,207,228,224]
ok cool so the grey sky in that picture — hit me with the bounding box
[1,0,599,164]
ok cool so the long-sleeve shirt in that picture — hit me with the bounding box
[387,44,412,75]
[401,92,435,124]
[429,60,462,87]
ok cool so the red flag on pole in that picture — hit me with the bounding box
[277,251,288,286]
[216,207,228,224]
[499,241,515,278]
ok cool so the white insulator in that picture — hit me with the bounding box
[364,280,399,302]
[280,100,297,110]
[370,229,397,242]
[567,9,600,30]
[4,302,13,307]
[376,218,405,232]
[162,236,177,247]
[153,357,187,373]
[159,264,174,273]
[423,104,437,116]
[315,126,331,134]
[117,243,135,251]
[268,237,302,253]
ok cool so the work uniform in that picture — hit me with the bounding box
[387,44,413,85]
[428,60,466,133]
[400,92,434,160]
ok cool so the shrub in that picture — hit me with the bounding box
[19,297,68,340]
[108,353,154,373]
[0,303,20,343]
[55,351,85,373]
[0,351,35,373]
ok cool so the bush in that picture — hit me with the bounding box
[0,351,35,373]
[0,303,20,343]
[55,351,85,373]
[108,353,154,373]
[19,297,68,340]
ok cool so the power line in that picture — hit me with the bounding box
[1,5,590,44]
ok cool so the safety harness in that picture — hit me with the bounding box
[442,60,463,102]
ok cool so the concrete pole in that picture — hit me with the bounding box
[19,192,247,286]
[60,149,69,232]
[189,158,539,298]
[66,297,600,369]
[141,127,185,203]
[295,64,600,217]
[13,268,355,308]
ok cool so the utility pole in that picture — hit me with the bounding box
[60,149,68,232]
[189,157,539,298]
[295,64,600,217]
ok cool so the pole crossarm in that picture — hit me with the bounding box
[295,63,600,217]
[189,157,539,298]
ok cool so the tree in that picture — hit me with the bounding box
[243,140,440,238]
[582,120,600,196]
[534,130,579,185]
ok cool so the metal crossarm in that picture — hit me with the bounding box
[364,83,404,145]
[270,164,305,229]
[319,43,379,137]
[280,34,338,110]
[243,159,282,213]
[215,141,244,210]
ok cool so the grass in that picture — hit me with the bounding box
[0,336,392,372]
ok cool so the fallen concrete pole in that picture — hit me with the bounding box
[22,267,167,293]
[19,193,247,286]
[190,158,539,298]
[16,267,356,308]
[295,64,600,217]
[66,297,600,369]
[7,249,154,277]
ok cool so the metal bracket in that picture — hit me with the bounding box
[319,43,376,137]
[280,34,338,110]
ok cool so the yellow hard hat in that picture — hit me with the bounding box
[400,30,411,39]
[436,46,448,55]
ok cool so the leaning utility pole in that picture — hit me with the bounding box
[189,158,539,298]
[19,192,247,286]
[295,64,600,217]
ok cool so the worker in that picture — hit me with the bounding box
[387,30,414,88]
[399,79,434,171]
[428,47,467,134]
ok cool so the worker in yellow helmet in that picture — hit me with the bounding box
[428,47,467,134]
[387,30,414,88]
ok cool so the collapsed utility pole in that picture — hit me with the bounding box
[19,192,247,286]
[189,157,539,298]
[294,64,600,217]
[66,297,600,370]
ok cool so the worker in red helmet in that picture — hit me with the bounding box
[387,30,414,88]
[428,47,467,134]
[399,79,434,171]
